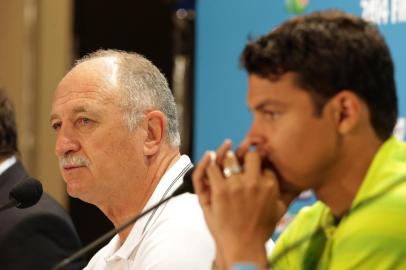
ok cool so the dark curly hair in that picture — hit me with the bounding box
[0,89,18,157]
[241,10,398,140]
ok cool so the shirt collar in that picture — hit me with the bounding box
[317,137,406,231]
[351,136,406,209]
[0,156,16,176]
[105,155,192,262]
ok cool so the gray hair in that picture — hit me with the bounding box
[76,49,180,146]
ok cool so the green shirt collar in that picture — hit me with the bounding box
[351,136,406,210]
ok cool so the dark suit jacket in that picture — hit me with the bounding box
[0,160,86,270]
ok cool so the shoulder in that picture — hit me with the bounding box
[337,182,406,247]
[35,192,75,223]
[0,191,80,251]
[147,193,213,244]
[328,182,406,269]
[84,238,118,270]
[134,194,215,269]
[0,204,85,270]
[167,193,202,213]
[276,202,327,243]
[272,201,326,248]
[270,202,327,269]
[1,208,79,246]
[15,191,73,225]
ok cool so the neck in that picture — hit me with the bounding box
[315,134,382,218]
[101,146,181,243]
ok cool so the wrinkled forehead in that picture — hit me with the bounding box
[54,57,120,99]
[52,60,126,115]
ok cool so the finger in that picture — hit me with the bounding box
[236,136,251,159]
[243,151,261,183]
[192,151,214,203]
[215,139,232,166]
[206,155,226,190]
[261,169,297,209]
[222,150,242,180]
[261,169,278,185]
[223,150,241,169]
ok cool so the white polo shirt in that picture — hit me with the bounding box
[84,155,215,270]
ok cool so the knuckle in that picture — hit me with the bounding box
[229,183,243,196]
[245,181,260,193]
[263,180,277,193]
[212,185,226,197]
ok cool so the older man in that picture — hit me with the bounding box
[193,10,406,270]
[50,50,214,269]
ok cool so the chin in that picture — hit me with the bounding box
[65,178,83,197]
[67,185,99,206]
[66,186,81,198]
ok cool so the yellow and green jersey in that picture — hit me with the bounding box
[270,137,406,270]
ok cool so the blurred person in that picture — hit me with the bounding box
[50,50,214,269]
[193,10,406,270]
[0,89,85,270]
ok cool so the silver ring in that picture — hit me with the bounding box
[223,165,242,178]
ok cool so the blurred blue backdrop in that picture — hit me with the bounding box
[194,0,406,239]
[194,0,406,159]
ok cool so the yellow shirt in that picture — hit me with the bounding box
[270,137,406,270]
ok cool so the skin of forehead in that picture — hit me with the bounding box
[51,57,126,124]
[74,56,120,90]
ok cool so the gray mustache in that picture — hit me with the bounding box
[59,155,90,167]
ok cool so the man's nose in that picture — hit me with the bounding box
[55,124,80,157]
[246,116,266,146]
[238,119,265,155]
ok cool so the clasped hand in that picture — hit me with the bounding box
[192,139,295,269]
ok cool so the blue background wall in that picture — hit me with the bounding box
[194,0,406,160]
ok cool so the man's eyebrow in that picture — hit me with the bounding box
[252,99,286,111]
[50,113,59,123]
[72,105,90,114]
[49,105,93,123]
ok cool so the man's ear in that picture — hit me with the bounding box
[143,111,167,156]
[328,90,363,135]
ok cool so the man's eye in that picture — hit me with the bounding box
[263,111,281,119]
[82,118,90,124]
[78,118,92,125]
[51,122,61,130]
